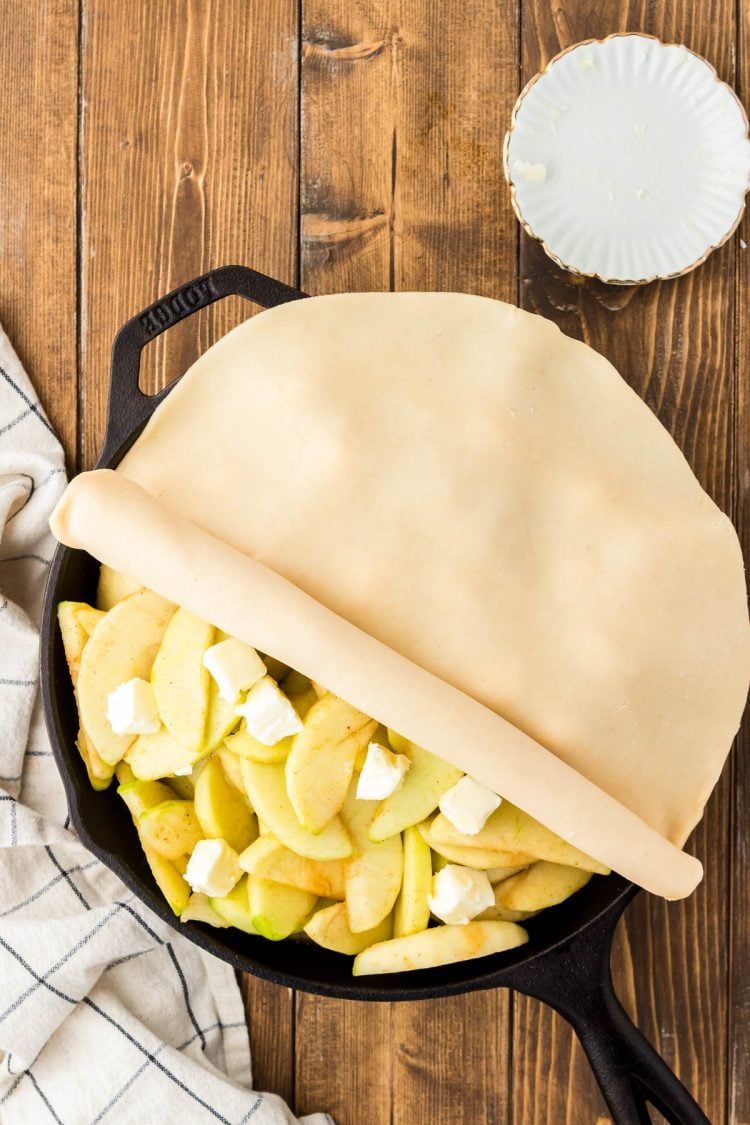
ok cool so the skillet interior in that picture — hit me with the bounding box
[41,521,632,1002]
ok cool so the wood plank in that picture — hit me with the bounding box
[80,0,299,1104]
[513,3,738,1123]
[0,0,79,465]
[296,6,393,1118]
[80,0,299,466]
[296,3,517,1122]
[730,3,750,1120]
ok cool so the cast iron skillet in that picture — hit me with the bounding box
[41,265,710,1125]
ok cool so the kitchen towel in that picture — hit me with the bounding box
[0,324,331,1125]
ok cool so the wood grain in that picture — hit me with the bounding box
[3,1,748,1121]
[296,4,520,1122]
[514,3,738,1123]
[0,0,79,466]
[731,4,750,1122]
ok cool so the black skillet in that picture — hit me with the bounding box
[40,265,711,1125]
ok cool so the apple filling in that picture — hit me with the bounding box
[56,566,608,975]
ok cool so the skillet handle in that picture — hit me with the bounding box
[97,265,308,466]
[502,888,709,1125]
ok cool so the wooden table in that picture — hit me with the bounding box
[2,1,747,1121]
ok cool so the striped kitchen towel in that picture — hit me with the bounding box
[0,324,332,1125]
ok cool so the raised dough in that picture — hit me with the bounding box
[51,292,750,898]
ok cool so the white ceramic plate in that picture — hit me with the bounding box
[504,34,750,283]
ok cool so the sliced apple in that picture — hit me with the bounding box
[485,865,529,885]
[58,601,93,682]
[117,777,175,821]
[194,755,257,853]
[151,608,214,752]
[429,802,610,875]
[168,774,196,801]
[239,836,347,899]
[76,605,106,636]
[419,824,534,870]
[495,861,592,912]
[77,590,175,765]
[216,746,247,795]
[142,844,190,916]
[138,800,203,860]
[180,892,230,928]
[305,902,392,955]
[369,741,463,842]
[393,825,432,938]
[240,759,352,860]
[249,877,317,940]
[225,725,292,764]
[77,729,115,791]
[128,726,203,781]
[281,671,319,720]
[342,787,403,933]
[209,876,258,933]
[286,695,377,833]
[352,920,529,976]
[96,565,144,611]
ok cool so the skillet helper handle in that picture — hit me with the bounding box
[98,265,308,466]
[503,891,709,1125]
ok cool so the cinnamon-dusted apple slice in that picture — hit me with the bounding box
[128,726,203,781]
[239,836,347,899]
[368,737,463,842]
[77,590,176,765]
[305,902,392,955]
[286,695,377,832]
[352,920,528,976]
[209,876,258,934]
[419,823,535,870]
[240,759,352,860]
[342,786,403,933]
[430,802,609,875]
[138,800,203,860]
[142,845,190,916]
[151,608,213,753]
[495,861,592,912]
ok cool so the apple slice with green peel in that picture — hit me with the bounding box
[352,920,529,975]
[239,836,347,899]
[209,876,258,934]
[77,730,115,791]
[194,756,257,852]
[77,590,175,765]
[115,761,135,786]
[151,608,213,752]
[305,902,392,955]
[225,725,292,764]
[418,824,534,870]
[142,844,190,915]
[96,565,144,610]
[216,746,247,796]
[240,759,352,860]
[128,727,204,781]
[495,861,592,912]
[117,778,175,821]
[281,671,319,720]
[430,802,610,875]
[249,877,317,940]
[393,825,432,938]
[286,695,377,833]
[168,774,195,801]
[342,787,403,933]
[368,741,463,842]
[180,892,230,928]
[138,800,203,860]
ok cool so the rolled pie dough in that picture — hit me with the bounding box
[51,293,750,899]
